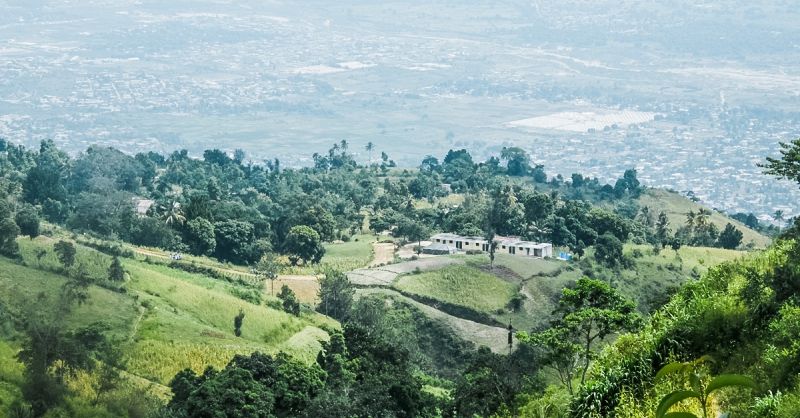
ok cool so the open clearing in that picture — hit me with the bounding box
[370,242,396,267]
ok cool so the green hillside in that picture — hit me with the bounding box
[0,236,335,404]
[639,188,771,248]
[395,264,517,314]
[562,238,800,418]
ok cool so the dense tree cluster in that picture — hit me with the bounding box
[1,138,762,271]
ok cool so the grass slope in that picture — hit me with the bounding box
[639,188,770,247]
[390,246,748,336]
[4,236,336,389]
[394,264,517,313]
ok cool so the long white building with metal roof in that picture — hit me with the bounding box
[428,233,553,258]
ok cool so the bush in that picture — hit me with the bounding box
[229,287,262,305]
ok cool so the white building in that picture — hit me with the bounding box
[428,233,553,258]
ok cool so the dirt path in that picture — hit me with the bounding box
[369,242,395,267]
[358,288,511,353]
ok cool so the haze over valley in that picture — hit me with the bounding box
[2,0,799,218]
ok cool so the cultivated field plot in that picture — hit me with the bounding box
[347,257,464,286]
[394,265,517,314]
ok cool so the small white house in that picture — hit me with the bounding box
[429,233,553,258]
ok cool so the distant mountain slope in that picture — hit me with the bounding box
[638,188,771,247]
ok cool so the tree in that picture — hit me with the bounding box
[488,185,525,236]
[395,218,430,254]
[17,264,111,416]
[317,269,354,321]
[53,240,76,269]
[762,138,800,185]
[655,211,670,244]
[234,309,245,337]
[365,142,374,166]
[15,204,40,239]
[485,229,497,269]
[214,219,256,264]
[773,209,785,225]
[185,217,216,256]
[284,225,324,265]
[571,173,585,188]
[0,214,20,258]
[622,168,642,196]
[278,285,301,316]
[685,210,697,230]
[255,253,281,296]
[523,278,641,394]
[108,256,125,281]
[500,146,531,176]
[419,155,439,173]
[716,223,743,249]
[168,352,326,418]
[161,201,185,226]
[23,140,69,205]
[594,232,624,268]
[525,326,581,395]
[523,192,554,224]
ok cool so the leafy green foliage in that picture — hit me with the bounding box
[594,232,624,267]
[184,217,216,255]
[13,204,39,239]
[284,225,324,266]
[316,269,353,322]
[53,240,76,269]
[233,309,245,337]
[716,223,743,249]
[653,357,756,418]
[523,277,641,395]
[107,256,125,282]
[278,285,301,316]
[762,138,800,186]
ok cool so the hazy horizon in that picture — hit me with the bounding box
[1,0,799,218]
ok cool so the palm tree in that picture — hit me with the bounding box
[365,142,374,166]
[340,139,348,152]
[161,201,185,226]
[774,210,785,224]
[696,208,711,228]
[685,210,696,229]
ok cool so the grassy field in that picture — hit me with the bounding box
[394,265,517,313]
[463,253,564,280]
[283,234,376,275]
[0,340,23,409]
[2,236,337,392]
[390,244,750,335]
[638,188,771,248]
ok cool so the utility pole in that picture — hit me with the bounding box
[507,323,514,352]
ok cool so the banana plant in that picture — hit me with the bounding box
[654,356,757,418]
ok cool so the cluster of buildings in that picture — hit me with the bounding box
[425,233,553,258]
